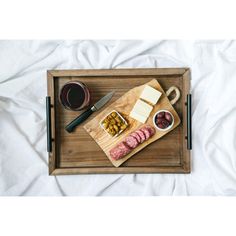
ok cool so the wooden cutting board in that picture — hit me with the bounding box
[84,79,181,167]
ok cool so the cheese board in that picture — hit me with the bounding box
[46,68,192,175]
[84,79,181,167]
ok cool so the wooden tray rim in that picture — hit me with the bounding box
[47,68,191,175]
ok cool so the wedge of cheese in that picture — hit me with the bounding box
[140,85,162,105]
[130,99,153,123]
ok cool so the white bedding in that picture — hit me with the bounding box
[0,40,236,196]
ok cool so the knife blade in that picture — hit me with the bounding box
[65,91,114,133]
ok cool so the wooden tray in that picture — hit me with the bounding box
[46,68,192,175]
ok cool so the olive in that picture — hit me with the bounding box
[156,118,163,125]
[103,122,109,129]
[110,119,116,125]
[157,119,169,129]
[110,129,116,136]
[157,123,165,129]
[111,112,117,118]
[104,118,109,123]
[115,116,122,123]
[157,112,165,118]
[165,112,172,123]
[120,124,127,130]
[113,125,119,132]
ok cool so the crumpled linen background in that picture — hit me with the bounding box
[0,40,236,196]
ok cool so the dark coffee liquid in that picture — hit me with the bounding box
[67,84,85,109]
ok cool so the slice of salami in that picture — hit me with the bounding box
[145,125,156,137]
[125,135,139,149]
[140,127,151,140]
[135,130,146,143]
[130,132,141,144]
[110,142,131,160]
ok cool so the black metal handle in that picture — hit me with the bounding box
[186,94,192,150]
[46,96,52,152]
[65,108,94,133]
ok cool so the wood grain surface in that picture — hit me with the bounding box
[84,79,180,167]
[47,68,191,175]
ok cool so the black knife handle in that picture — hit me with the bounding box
[65,108,94,133]
[186,94,192,150]
[46,96,52,152]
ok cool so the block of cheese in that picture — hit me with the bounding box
[130,110,147,123]
[140,85,162,105]
[130,99,153,123]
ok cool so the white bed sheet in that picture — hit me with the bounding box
[0,40,236,196]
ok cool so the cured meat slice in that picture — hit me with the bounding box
[140,127,151,140]
[135,130,146,143]
[110,142,131,160]
[146,125,156,137]
[130,132,141,144]
[109,125,156,161]
[125,135,139,149]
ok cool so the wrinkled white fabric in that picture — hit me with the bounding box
[0,40,236,196]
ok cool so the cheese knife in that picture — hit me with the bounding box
[65,91,114,133]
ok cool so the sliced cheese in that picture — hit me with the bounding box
[140,85,162,105]
[130,110,148,123]
[130,99,153,123]
[132,99,153,115]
